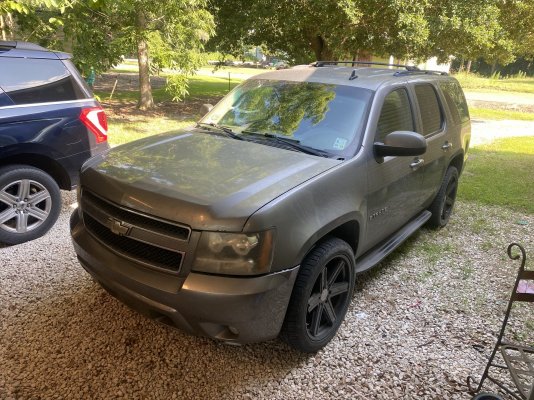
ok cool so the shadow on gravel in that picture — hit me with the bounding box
[355,229,423,292]
[1,280,308,399]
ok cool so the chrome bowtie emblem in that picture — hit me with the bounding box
[109,218,131,236]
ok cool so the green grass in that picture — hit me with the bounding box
[108,117,195,147]
[469,107,534,121]
[186,75,241,98]
[458,136,534,213]
[112,62,267,78]
[196,66,266,78]
[455,72,534,94]
[95,75,241,102]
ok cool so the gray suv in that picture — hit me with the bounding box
[70,61,470,352]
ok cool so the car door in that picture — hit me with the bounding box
[411,83,448,205]
[365,87,426,248]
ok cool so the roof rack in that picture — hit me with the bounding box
[312,60,420,71]
[393,70,448,76]
[0,40,47,51]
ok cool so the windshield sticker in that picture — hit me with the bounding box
[333,137,348,150]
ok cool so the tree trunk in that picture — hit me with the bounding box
[466,60,472,73]
[458,57,464,72]
[310,35,333,61]
[0,15,6,41]
[135,10,154,110]
[6,13,13,40]
[490,60,498,75]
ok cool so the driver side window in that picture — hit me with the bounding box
[376,88,414,143]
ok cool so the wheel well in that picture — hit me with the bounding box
[0,154,70,189]
[324,220,359,255]
[449,152,464,174]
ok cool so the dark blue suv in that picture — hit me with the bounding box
[0,41,109,245]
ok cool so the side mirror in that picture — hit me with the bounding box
[374,131,427,158]
[199,103,214,116]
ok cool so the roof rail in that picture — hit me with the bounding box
[0,40,47,51]
[312,60,420,71]
[393,70,448,77]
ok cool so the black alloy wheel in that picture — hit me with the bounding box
[428,166,459,229]
[306,255,352,341]
[281,237,356,353]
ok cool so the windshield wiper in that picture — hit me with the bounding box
[244,131,331,157]
[197,122,244,141]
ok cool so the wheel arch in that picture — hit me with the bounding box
[296,215,361,266]
[448,151,464,175]
[0,153,71,190]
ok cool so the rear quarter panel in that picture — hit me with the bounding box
[0,99,108,187]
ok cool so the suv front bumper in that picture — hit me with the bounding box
[70,211,299,344]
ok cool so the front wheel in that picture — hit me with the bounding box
[427,166,459,229]
[0,165,61,245]
[281,237,356,353]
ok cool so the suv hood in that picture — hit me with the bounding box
[80,129,341,231]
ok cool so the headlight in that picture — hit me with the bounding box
[192,230,274,275]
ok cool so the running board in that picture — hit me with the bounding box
[355,210,432,274]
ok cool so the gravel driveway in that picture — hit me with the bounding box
[1,190,533,399]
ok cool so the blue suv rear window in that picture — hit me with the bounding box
[0,58,88,105]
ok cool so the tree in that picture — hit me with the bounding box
[11,0,214,110]
[426,0,515,68]
[208,0,517,67]
[209,0,431,63]
[498,0,534,59]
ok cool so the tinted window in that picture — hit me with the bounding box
[415,84,443,136]
[376,88,414,142]
[439,81,470,124]
[0,58,88,105]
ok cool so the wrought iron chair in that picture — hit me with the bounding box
[468,243,534,400]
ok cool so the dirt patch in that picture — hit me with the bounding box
[468,99,534,113]
[94,72,167,92]
[100,99,218,123]
[94,72,222,122]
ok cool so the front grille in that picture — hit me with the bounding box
[83,213,183,271]
[82,190,190,241]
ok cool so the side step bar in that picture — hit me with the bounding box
[354,210,432,274]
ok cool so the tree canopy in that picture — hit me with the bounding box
[3,0,534,107]
[208,0,530,67]
[7,0,214,109]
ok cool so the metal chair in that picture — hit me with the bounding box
[468,243,534,400]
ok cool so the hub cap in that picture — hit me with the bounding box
[0,179,52,233]
[306,257,351,341]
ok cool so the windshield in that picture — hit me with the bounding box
[200,79,372,156]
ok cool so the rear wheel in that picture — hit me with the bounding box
[281,237,355,352]
[427,166,458,229]
[0,165,61,245]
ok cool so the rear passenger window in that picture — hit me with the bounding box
[376,88,414,143]
[439,81,470,124]
[0,58,87,105]
[415,84,443,136]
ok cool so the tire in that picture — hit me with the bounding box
[471,393,505,400]
[281,237,356,353]
[427,166,459,229]
[0,165,61,245]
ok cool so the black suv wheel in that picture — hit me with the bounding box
[428,166,459,229]
[0,165,61,245]
[281,237,356,352]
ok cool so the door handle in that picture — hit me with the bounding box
[441,142,453,151]
[410,158,424,170]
